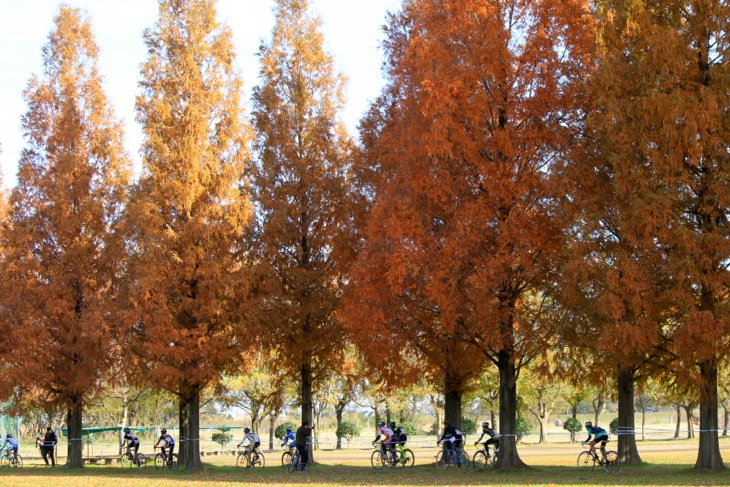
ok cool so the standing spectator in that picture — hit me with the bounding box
[295,421,314,471]
[42,427,57,467]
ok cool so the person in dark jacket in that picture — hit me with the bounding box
[295,421,314,471]
[42,427,57,467]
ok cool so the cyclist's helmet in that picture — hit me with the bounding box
[443,419,451,425]
[161,428,167,434]
[482,421,489,428]
[244,427,251,433]
[585,421,592,428]
[124,427,131,433]
[6,433,12,438]
[388,421,396,428]
[377,422,385,427]
[286,426,293,432]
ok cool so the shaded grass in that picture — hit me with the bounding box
[1,446,729,486]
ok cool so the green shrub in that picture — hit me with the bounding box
[515,417,532,443]
[211,432,232,448]
[563,417,582,442]
[460,418,477,434]
[336,421,362,442]
[609,418,619,435]
[398,421,418,436]
[275,422,298,440]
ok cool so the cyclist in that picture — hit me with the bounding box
[372,421,395,460]
[474,421,499,457]
[2,433,19,462]
[123,427,141,468]
[437,420,463,465]
[237,427,261,466]
[582,421,609,461]
[154,428,175,465]
[281,426,296,454]
[390,421,407,447]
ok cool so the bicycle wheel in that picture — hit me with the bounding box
[136,452,147,468]
[236,452,249,467]
[281,451,292,467]
[120,453,131,468]
[11,455,21,468]
[456,450,470,470]
[251,452,265,468]
[472,451,488,470]
[435,450,450,470]
[287,452,299,473]
[603,450,620,473]
[577,451,596,472]
[400,448,415,468]
[154,453,165,470]
[168,453,179,470]
[371,450,384,470]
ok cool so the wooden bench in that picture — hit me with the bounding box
[83,457,115,465]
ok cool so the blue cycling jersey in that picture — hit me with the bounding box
[3,438,18,450]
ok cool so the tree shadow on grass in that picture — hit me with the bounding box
[2,462,730,486]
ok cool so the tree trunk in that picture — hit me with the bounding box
[494,350,528,470]
[616,365,642,464]
[118,391,129,456]
[695,360,724,470]
[301,358,314,463]
[335,402,344,450]
[66,398,84,468]
[179,387,203,470]
[723,403,729,437]
[674,404,681,439]
[684,405,694,439]
[593,392,606,426]
[268,412,275,450]
[444,390,462,430]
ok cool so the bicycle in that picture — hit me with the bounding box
[285,448,301,473]
[472,441,498,470]
[577,442,620,473]
[435,442,469,471]
[370,442,394,470]
[120,449,147,468]
[236,445,265,468]
[0,449,22,468]
[394,443,415,468]
[153,447,179,470]
[281,444,295,467]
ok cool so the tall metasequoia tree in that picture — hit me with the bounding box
[0,6,130,468]
[349,0,594,469]
[126,0,252,470]
[250,0,354,435]
[576,0,730,470]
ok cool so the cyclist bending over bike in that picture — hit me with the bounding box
[3,434,19,461]
[474,421,499,456]
[123,428,141,467]
[154,428,175,465]
[437,420,463,464]
[390,421,408,448]
[237,427,261,465]
[372,422,396,460]
[281,426,295,454]
[582,421,609,461]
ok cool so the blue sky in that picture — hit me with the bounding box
[0,0,399,188]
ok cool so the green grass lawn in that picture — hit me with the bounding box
[2,443,729,486]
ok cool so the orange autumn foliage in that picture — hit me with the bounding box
[347,0,595,469]
[123,0,252,470]
[0,6,131,467]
